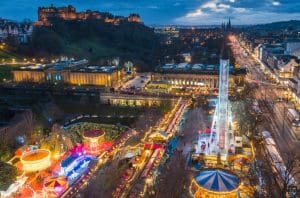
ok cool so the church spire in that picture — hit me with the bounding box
[228,18,231,30]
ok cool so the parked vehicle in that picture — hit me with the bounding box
[287,108,300,123]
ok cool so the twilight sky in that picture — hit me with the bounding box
[0,0,299,25]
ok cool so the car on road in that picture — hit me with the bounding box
[287,108,300,123]
[292,120,300,127]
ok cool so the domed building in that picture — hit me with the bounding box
[191,169,241,198]
[82,129,105,155]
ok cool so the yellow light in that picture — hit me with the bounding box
[20,149,51,172]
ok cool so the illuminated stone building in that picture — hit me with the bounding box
[12,64,123,87]
[13,70,45,82]
[37,5,100,25]
[0,19,33,43]
[69,70,121,86]
[100,93,176,107]
[152,63,246,94]
[127,14,141,23]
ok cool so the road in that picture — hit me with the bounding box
[121,73,151,90]
[229,35,300,186]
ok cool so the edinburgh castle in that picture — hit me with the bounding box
[36,5,141,26]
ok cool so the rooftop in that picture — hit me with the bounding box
[18,59,88,71]
[73,65,118,73]
[156,62,245,75]
[83,129,105,138]
[194,169,240,192]
[16,59,119,73]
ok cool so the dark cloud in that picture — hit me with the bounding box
[0,0,299,24]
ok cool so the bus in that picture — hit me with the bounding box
[287,108,300,122]
[261,131,296,189]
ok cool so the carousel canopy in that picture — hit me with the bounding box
[83,129,104,138]
[44,176,68,188]
[195,169,239,192]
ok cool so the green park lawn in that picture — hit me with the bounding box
[64,39,120,63]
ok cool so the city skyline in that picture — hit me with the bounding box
[1,0,300,197]
[0,0,300,25]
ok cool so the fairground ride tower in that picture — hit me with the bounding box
[216,58,230,154]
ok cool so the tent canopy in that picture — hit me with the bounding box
[195,169,239,192]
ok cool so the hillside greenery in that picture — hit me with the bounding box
[16,18,161,71]
[253,20,300,31]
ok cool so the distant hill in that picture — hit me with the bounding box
[252,20,300,31]
[15,18,161,71]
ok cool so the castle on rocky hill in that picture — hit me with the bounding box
[36,5,141,26]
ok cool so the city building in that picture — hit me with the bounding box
[258,43,300,83]
[275,55,299,79]
[36,5,141,26]
[127,14,141,23]
[12,60,124,87]
[151,63,246,95]
[154,26,179,45]
[221,18,232,32]
[0,18,33,43]
[285,39,300,59]
[288,66,300,107]
[100,93,176,107]
[259,44,285,69]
